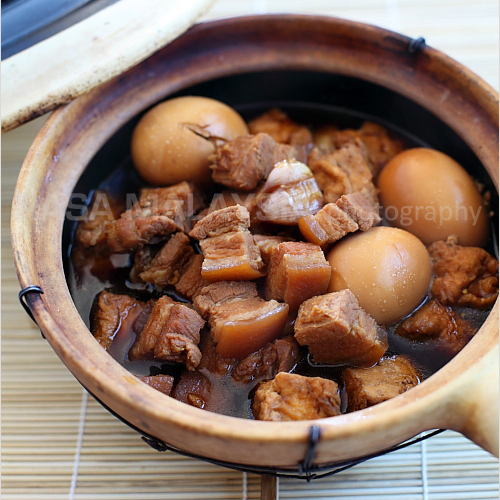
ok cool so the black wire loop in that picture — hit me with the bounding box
[298,425,321,481]
[408,36,426,54]
[18,286,45,336]
[82,383,444,481]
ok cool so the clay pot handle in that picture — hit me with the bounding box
[454,344,499,456]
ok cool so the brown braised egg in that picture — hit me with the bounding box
[131,96,249,185]
[327,226,432,325]
[377,148,488,246]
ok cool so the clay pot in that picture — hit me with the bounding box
[11,15,499,468]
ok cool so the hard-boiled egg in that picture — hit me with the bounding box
[377,148,488,246]
[131,96,249,185]
[327,226,432,325]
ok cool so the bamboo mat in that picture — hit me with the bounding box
[2,1,499,499]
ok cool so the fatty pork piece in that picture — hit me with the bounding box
[251,160,324,225]
[232,336,300,384]
[137,374,174,396]
[343,356,420,412]
[253,372,341,421]
[209,133,298,191]
[76,190,122,248]
[265,241,331,311]
[172,371,212,409]
[174,254,208,300]
[93,291,145,350]
[299,192,381,248]
[106,182,199,253]
[294,290,388,366]
[138,232,194,287]
[396,299,477,352]
[428,237,499,309]
[189,205,265,281]
[314,121,404,176]
[248,108,313,162]
[193,281,289,358]
[307,141,379,207]
[253,234,294,265]
[128,296,205,371]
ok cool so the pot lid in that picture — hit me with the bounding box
[1,0,215,132]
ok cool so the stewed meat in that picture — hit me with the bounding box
[253,372,341,421]
[172,371,212,409]
[189,204,250,239]
[106,182,198,253]
[314,121,404,175]
[139,232,194,287]
[174,254,208,300]
[209,133,297,190]
[307,141,378,207]
[265,241,331,311]
[299,192,380,247]
[194,281,289,358]
[128,296,205,370]
[190,206,265,281]
[343,356,420,412]
[428,238,499,309]
[76,190,121,248]
[193,281,259,319]
[232,336,299,384]
[137,375,174,396]
[248,108,313,162]
[253,235,294,264]
[93,291,144,350]
[396,299,477,352]
[294,290,388,366]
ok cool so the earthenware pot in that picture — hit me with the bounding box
[11,15,499,470]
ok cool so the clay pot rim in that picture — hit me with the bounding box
[11,14,499,466]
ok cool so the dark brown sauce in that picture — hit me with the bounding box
[67,150,491,420]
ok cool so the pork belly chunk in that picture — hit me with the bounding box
[93,291,144,350]
[193,281,258,319]
[129,296,204,371]
[190,206,265,281]
[106,182,198,253]
[248,108,313,162]
[343,356,420,412]
[396,299,477,352]
[253,235,294,264]
[194,281,289,358]
[307,141,379,207]
[138,233,194,287]
[174,254,208,300]
[76,190,120,248]
[209,133,297,191]
[253,372,341,421]
[299,193,380,248]
[428,238,498,309]
[137,375,174,396]
[189,205,250,239]
[172,371,212,409]
[232,336,300,384]
[200,230,265,281]
[314,121,404,176]
[294,290,388,366]
[336,192,381,231]
[265,241,331,311]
